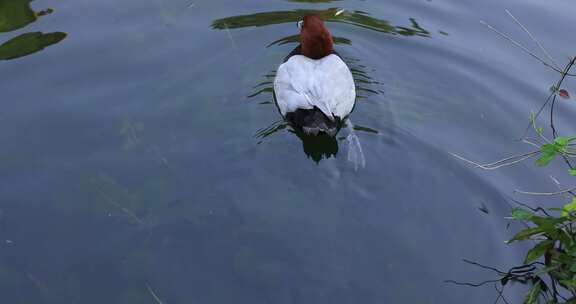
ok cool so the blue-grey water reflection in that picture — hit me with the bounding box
[1,0,575,302]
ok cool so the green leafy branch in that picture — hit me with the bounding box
[505,203,576,302]
[449,9,576,304]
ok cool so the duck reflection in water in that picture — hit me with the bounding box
[256,120,339,162]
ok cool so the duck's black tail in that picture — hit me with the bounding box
[285,107,341,137]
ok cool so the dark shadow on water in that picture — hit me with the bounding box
[294,131,339,163]
[267,34,351,48]
[0,0,66,60]
[255,120,338,162]
[255,119,380,163]
[213,7,436,162]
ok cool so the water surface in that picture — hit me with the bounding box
[1,0,575,302]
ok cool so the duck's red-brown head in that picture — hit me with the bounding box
[299,14,334,60]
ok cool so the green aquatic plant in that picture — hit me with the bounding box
[0,0,66,60]
[449,10,576,303]
[506,200,576,300]
[451,59,576,303]
[506,98,576,302]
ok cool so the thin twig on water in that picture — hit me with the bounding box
[522,93,554,139]
[146,284,165,304]
[522,57,576,142]
[450,151,540,170]
[222,22,241,62]
[96,187,144,225]
[445,279,501,287]
[494,283,511,304]
[480,21,575,76]
[521,138,542,148]
[462,259,508,275]
[507,196,552,217]
[550,175,576,198]
[514,186,576,196]
[549,57,576,138]
[504,9,560,70]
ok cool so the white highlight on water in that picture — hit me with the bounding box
[345,120,366,170]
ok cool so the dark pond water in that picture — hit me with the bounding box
[1,0,575,302]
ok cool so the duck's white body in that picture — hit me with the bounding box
[274,54,356,121]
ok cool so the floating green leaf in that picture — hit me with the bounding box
[512,208,534,220]
[569,169,576,176]
[0,0,36,33]
[536,153,556,166]
[555,136,569,146]
[536,144,558,166]
[553,136,575,153]
[525,240,554,263]
[0,31,66,60]
[508,227,544,243]
[531,216,564,230]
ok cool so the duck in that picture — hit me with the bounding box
[274,14,356,137]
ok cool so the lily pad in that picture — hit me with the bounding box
[0,0,36,33]
[0,32,67,60]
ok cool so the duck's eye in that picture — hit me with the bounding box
[297,20,303,30]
